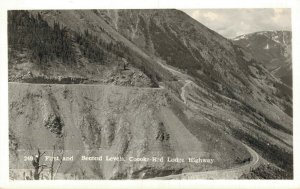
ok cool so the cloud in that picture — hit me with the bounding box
[182,9,291,38]
[202,12,219,21]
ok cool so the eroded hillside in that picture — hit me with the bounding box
[8,9,293,179]
[9,83,252,179]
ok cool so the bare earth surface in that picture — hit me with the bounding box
[153,143,260,179]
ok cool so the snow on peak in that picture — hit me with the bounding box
[264,43,269,50]
[233,34,247,41]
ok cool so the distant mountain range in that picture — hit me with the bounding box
[233,31,292,87]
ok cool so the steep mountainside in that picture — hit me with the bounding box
[8,10,293,179]
[233,31,292,87]
[9,83,252,179]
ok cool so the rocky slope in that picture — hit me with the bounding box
[8,10,293,179]
[233,31,292,87]
[9,82,252,179]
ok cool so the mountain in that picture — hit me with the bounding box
[233,31,292,87]
[8,10,293,179]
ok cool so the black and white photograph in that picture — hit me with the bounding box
[1,0,300,188]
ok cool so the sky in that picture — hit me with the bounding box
[182,9,291,39]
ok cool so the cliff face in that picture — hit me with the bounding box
[8,10,293,179]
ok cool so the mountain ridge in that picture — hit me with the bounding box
[8,9,293,179]
[233,30,292,87]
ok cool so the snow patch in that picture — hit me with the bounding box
[233,34,247,41]
[272,35,281,44]
[264,43,269,50]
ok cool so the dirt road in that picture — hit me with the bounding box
[9,61,262,180]
[180,80,192,104]
[8,82,164,90]
[152,143,260,179]
[149,62,262,179]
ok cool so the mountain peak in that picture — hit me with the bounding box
[233,30,292,87]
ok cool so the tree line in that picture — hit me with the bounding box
[8,11,75,64]
[8,10,130,66]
